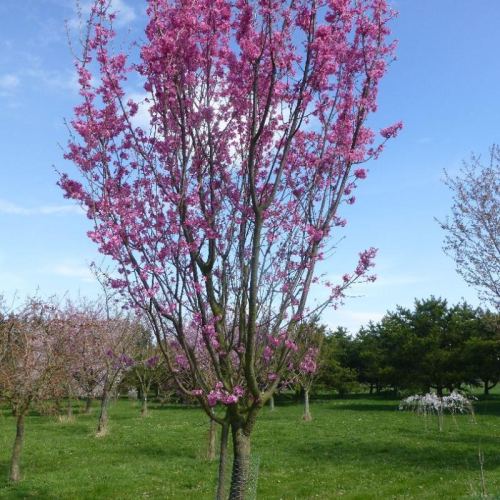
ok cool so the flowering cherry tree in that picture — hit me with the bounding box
[62,300,137,435]
[0,297,64,482]
[291,321,324,421]
[60,0,401,496]
[128,326,165,416]
[64,307,104,414]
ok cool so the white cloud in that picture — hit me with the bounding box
[371,274,426,288]
[321,308,385,334]
[128,92,152,130]
[24,68,79,92]
[68,0,136,30]
[0,74,20,90]
[0,199,83,216]
[112,0,136,27]
[52,264,94,282]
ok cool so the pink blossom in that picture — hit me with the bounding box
[354,168,367,179]
[380,121,404,139]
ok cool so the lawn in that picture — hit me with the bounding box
[1,393,499,499]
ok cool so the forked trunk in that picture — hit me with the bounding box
[207,418,217,460]
[85,397,92,414]
[228,425,251,500]
[216,424,230,500]
[303,389,312,422]
[141,396,148,417]
[9,411,26,482]
[97,393,109,435]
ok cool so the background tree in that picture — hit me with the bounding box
[439,145,500,310]
[128,325,165,417]
[292,321,324,421]
[357,298,485,396]
[60,0,400,496]
[66,305,106,414]
[0,297,63,482]
[93,312,137,436]
[355,322,385,394]
[462,310,500,395]
[317,330,360,398]
[64,300,137,435]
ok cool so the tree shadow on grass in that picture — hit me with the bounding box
[396,425,500,446]
[292,437,500,473]
[150,404,202,412]
[0,477,55,500]
[325,403,399,412]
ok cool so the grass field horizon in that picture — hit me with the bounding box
[1,391,499,499]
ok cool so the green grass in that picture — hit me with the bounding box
[1,393,500,499]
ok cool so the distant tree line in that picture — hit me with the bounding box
[315,297,500,397]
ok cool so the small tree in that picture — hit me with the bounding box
[292,321,324,421]
[439,146,500,310]
[400,391,476,432]
[0,297,63,482]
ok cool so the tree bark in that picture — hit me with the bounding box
[484,380,490,396]
[207,418,217,460]
[141,396,148,417]
[97,393,109,435]
[216,424,230,500]
[229,425,252,500]
[85,397,92,414]
[269,395,275,412]
[9,411,26,482]
[303,389,312,422]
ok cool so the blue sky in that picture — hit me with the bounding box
[1,0,499,332]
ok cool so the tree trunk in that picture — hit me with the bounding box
[85,397,92,414]
[216,424,230,500]
[229,425,252,500]
[97,393,109,435]
[436,386,443,397]
[207,419,217,460]
[303,389,312,422]
[269,395,275,412]
[369,384,374,395]
[484,380,490,396]
[9,411,26,482]
[67,390,73,418]
[437,409,444,432]
[141,396,148,417]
